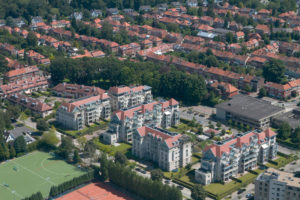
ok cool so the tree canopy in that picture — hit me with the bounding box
[263,59,286,84]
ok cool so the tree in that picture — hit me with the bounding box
[26,32,38,47]
[100,153,109,181]
[258,88,267,98]
[37,119,49,131]
[278,122,291,140]
[100,22,113,40]
[0,133,10,161]
[9,144,16,158]
[226,32,234,44]
[84,140,97,158]
[14,136,27,155]
[150,169,164,181]
[263,59,286,83]
[73,150,81,163]
[197,7,203,17]
[191,184,206,200]
[40,130,59,148]
[0,54,8,74]
[56,136,73,161]
[291,127,300,143]
[115,151,127,165]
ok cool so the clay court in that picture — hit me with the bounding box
[56,182,135,200]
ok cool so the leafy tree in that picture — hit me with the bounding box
[26,32,38,47]
[263,59,286,83]
[115,151,128,165]
[56,136,73,161]
[37,119,49,131]
[9,144,16,158]
[99,153,109,181]
[100,22,113,40]
[40,130,59,148]
[197,7,203,17]
[258,88,267,98]
[6,104,21,121]
[0,54,8,74]
[14,136,27,155]
[278,122,291,140]
[0,133,10,161]
[291,127,300,143]
[84,140,97,158]
[226,32,234,44]
[150,169,164,181]
[73,150,81,163]
[191,184,206,200]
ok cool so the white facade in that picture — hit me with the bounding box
[108,85,153,111]
[196,129,277,185]
[103,99,180,144]
[132,126,192,172]
[56,94,111,130]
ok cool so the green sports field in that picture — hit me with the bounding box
[0,151,87,200]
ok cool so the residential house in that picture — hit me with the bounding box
[264,79,300,99]
[210,81,238,98]
[118,42,141,57]
[107,8,119,15]
[187,0,198,7]
[4,66,40,83]
[8,93,52,117]
[256,24,270,35]
[53,83,105,99]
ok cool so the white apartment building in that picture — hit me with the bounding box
[195,129,277,185]
[56,93,111,130]
[255,168,300,200]
[108,85,153,111]
[102,99,180,144]
[132,126,192,171]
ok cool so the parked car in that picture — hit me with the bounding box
[238,188,246,194]
[177,185,184,190]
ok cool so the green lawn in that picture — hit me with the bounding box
[204,180,241,196]
[0,151,87,200]
[19,112,29,121]
[93,139,132,156]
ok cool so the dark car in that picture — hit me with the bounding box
[177,185,184,190]
[238,188,246,194]
[165,180,170,184]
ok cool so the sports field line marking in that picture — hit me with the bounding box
[0,184,24,199]
[41,158,83,176]
[11,160,56,185]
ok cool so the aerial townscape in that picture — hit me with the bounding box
[1,0,300,200]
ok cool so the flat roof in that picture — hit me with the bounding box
[216,94,284,121]
[260,168,300,188]
[273,109,300,129]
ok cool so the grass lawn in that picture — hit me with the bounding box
[53,121,108,138]
[0,151,87,200]
[19,112,29,121]
[204,180,241,196]
[93,139,132,156]
[265,155,291,169]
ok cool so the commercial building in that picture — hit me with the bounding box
[108,85,152,111]
[272,109,300,130]
[56,94,111,130]
[216,94,284,129]
[132,126,192,171]
[102,99,180,144]
[195,129,277,185]
[255,168,300,200]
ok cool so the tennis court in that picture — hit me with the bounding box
[0,151,86,200]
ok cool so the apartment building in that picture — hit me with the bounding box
[53,83,105,99]
[216,94,284,129]
[4,66,40,83]
[108,85,153,111]
[255,168,300,200]
[195,129,277,185]
[56,94,111,130]
[102,99,180,144]
[132,126,192,171]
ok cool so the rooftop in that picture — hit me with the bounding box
[216,94,284,121]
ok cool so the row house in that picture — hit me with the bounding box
[52,83,105,99]
[71,50,105,59]
[5,57,24,69]
[108,85,153,111]
[264,79,300,99]
[51,20,71,28]
[0,43,19,56]
[4,66,40,82]
[97,39,119,53]
[118,42,141,57]
[132,126,192,171]
[244,38,259,50]
[0,76,48,98]
[195,129,277,185]
[255,24,270,35]
[206,41,226,51]
[200,16,214,26]
[26,50,50,65]
[227,43,242,54]
[183,35,205,45]
[164,32,183,43]
[103,99,180,144]
[7,93,52,117]
[56,93,111,130]
[247,56,267,68]
[140,39,153,49]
